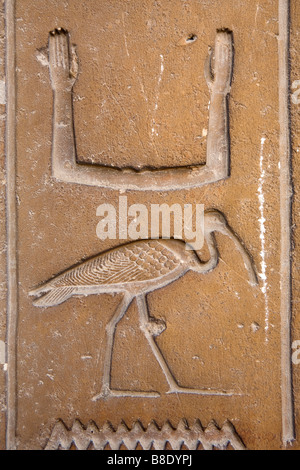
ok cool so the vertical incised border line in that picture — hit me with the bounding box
[3,0,295,450]
[5,0,17,450]
[278,0,295,446]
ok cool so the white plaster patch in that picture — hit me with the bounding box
[257,136,270,341]
[151,54,164,137]
[35,47,49,67]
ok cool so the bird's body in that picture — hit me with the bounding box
[30,210,257,400]
[30,239,200,307]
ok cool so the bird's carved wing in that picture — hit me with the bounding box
[51,241,181,288]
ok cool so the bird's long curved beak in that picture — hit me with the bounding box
[218,224,258,287]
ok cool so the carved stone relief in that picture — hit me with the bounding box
[45,419,246,450]
[45,28,233,191]
[30,210,257,400]
[1,0,299,452]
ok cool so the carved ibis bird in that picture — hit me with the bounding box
[30,210,257,400]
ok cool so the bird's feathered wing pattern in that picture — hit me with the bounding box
[30,241,181,307]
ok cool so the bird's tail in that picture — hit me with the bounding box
[29,279,54,297]
[30,286,74,308]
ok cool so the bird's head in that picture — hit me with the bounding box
[203,209,258,287]
[204,209,228,235]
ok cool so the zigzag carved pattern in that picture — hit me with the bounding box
[44,419,246,450]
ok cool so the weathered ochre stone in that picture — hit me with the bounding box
[1,0,300,451]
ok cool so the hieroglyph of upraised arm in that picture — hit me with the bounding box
[49,28,78,175]
[47,28,233,190]
[204,30,233,176]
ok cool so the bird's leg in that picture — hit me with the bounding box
[102,294,131,396]
[136,294,180,391]
[137,294,237,397]
[92,293,160,401]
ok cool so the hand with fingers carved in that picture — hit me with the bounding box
[49,28,78,93]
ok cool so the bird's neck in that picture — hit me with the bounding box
[193,231,218,273]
